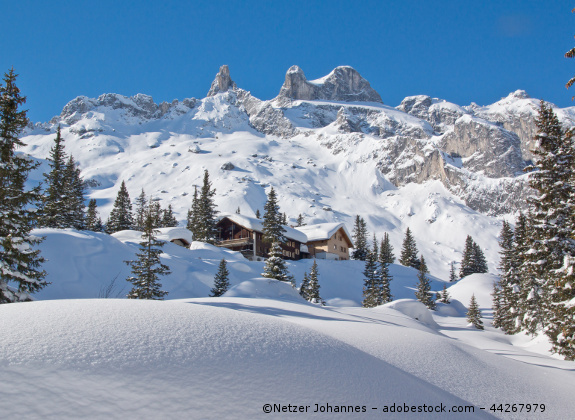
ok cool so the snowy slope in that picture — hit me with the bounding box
[1,294,572,419]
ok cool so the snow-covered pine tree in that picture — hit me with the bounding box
[41,126,68,228]
[134,189,148,231]
[281,212,288,226]
[299,271,310,300]
[449,261,458,282]
[106,181,134,233]
[399,227,419,269]
[262,187,286,244]
[362,250,379,308]
[379,232,395,265]
[0,68,47,303]
[437,283,450,304]
[62,155,86,230]
[306,260,324,305]
[471,243,488,274]
[196,170,218,243]
[85,199,104,232]
[125,205,170,300]
[460,235,487,277]
[296,213,305,227]
[371,233,378,258]
[415,255,435,310]
[149,201,162,228]
[351,215,368,261]
[466,294,484,330]
[210,258,230,297]
[493,220,521,334]
[186,186,200,237]
[261,242,292,282]
[161,204,178,228]
[523,102,575,358]
[378,253,393,305]
[255,209,261,219]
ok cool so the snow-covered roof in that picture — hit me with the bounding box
[218,213,308,243]
[112,227,193,244]
[295,222,353,246]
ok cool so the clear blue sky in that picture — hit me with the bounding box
[2,0,574,122]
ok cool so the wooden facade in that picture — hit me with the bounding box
[305,227,353,260]
[216,217,304,261]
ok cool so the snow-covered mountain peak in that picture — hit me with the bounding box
[274,65,382,105]
[207,64,237,97]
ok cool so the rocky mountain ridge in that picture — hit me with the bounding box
[26,65,575,216]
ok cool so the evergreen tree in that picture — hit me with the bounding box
[235,206,240,214]
[262,187,286,244]
[378,254,393,305]
[371,234,378,258]
[351,215,368,261]
[493,220,521,334]
[415,255,435,310]
[0,68,47,303]
[437,283,451,304]
[362,250,380,308]
[299,271,310,300]
[106,180,134,233]
[449,261,458,282]
[195,170,218,243]
[459,235,487,277]
[281,212,288,226]
[262,242,292,282]
[379,232,395,265]
[186,186,200,237]
[161,204,178,227]
[85,199,104,232]
[134,189,148,231]
[296,213,305,227]
[62,155,86,230]
[399,227,419,269]
[523,102,575,358]
[125,205,170,300]
[41,126,68,228]
[255,209,261,219]
[210,259,230,297]
[306,260,324,305]
[466,294,484,330]
[149,201,162,228]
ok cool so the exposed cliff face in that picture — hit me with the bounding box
[207,65,237,97]
[31,65,575,217]
[275,65,382,105]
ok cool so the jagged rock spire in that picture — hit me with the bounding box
[275,65,382,104]
[207,65,237,97]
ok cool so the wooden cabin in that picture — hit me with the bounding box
[295,223,353,260]
[216,214,308,261]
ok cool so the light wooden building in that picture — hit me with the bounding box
[295,223,353,260]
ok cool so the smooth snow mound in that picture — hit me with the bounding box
[385,299,439,328]
[0,299,488,419]
[223,278,304,302]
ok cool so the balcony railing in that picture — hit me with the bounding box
[217,237,254,247]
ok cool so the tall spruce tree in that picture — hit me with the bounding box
[262,242,291,282]
[125,205,170,300]
[134,189,148,231]
[378,253,393,305]
[62,155,86,230]
[437,283,450,304]
[493,220,521,334]
[296,213,306,227]
[186,186,200,237]
[459,235,487,277]
[351,215,368,261]
[196,170,218,243]
[262,187,286,244]
[210,259,230,297]
[161,204,178,228]
[41,126,68,228]
[466,294,484,330]
[306,260,324,305]
[362,250,380,308]
[106,180,134,233]
[379,232,395,265]
[0,68,47,303]
[85,199,104,232]
[299,271,310,300]
[399,227,419,269]
[449,261,458,282]
[523,102,575,358]
[415,255,435,310]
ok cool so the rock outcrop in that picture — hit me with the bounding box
[275,65,382,105]
[207,65,237,97]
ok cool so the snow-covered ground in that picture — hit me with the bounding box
[1,229,572,419]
